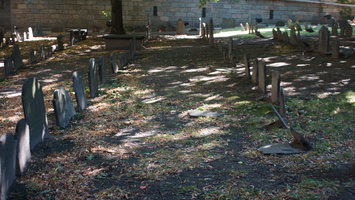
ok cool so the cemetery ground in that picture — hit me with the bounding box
[1,31,355,199]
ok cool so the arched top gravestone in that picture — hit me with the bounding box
[88,58,99,98]
[15,118,31,175]
[21,77,49,150]
[72,71,87,111]
[0,132,17,200]
[52,87,77,128]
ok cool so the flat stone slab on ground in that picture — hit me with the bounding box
[188,110,224,117]
[258,143,305,154]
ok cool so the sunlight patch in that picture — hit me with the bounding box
[198,127,221,136]
[143,96,165,104]
[268,62,291,67]
[181,67,209,73]
[296,64,310,67]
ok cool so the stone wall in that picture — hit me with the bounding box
[0,0,353,32]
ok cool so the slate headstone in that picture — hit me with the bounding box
[52,87,77,128]
[290,25,298,45]
[244,54,251,79]
[57,35,64,51]
[318,26,330,54]
[72,71,87,111]
[345,22,352,37]
[110,52,119,73]
[282,31,289,43]
[29,48,37,64]
[0,133,17,200]
[328,18,335,28]
[15,119,31,175]
[271,71,281,104]
[88,58,99,98]
[279,88,286,118]
[276,28,283,42]
[295,23,302,31]
[21,77,49,150]
[98,55,109,85]
[4,56,14,76]
[12,44,24,70]
[251,58,259,85]
[332,38,340,59]
[176,19,185,35]
[258,59,267,94]
[331,24,338,36]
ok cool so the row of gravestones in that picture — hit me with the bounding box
[0,37,137,200]
[0,27,39,48]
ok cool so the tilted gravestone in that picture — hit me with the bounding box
[15,119,31,175]
[98,55,109,85]
[29,48,37,64]
[72,72,87,111]
[243,54,251,79]
[4,56,14,76]
[21,77,49,150]
[52,87,77,128]
[271,71,281,104]
[118,54,125,69]
[258,59,267,94]
[88,58,99,98]
[332,38,340,59]
[0,133,17,200]
[318,26,330,54]
[57,35,64,51]
[282,31,290,43]
[276,28,283,42]
[110,52,119,73]
[251,58,259,85]
[12,44,24,70]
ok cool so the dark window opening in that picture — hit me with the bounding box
[202,8,206,18]
[153,6,158,17]
[269,10,274,20]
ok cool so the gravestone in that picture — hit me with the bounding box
[0,133,17,200]
[57,35,64,51]
[4,56,14,76]
[246,22,251,34]
[287,19,293,28]
[338,20,346,36]
[40,44,46,60]
[251,58,259,85]
[276,28,283,42]
[331,24,338,36]
[88,58,99,98]
[176,19,185,35]
[201,23,206,38]
[228,37,233,57]
[240,23,245,31]
[98,55,109,85]
[244,54,251,79]
[258,59,267,94]
[328,18,335,28]
[318,26,330,54]
[0,29,4,47]
[279,88,286,118]
[110,52,119,73]
[282,31,289,43]
[15,119,31,175]
[12,44,24,70]
[271,71,281,104]
[118,54,125,69]
[290,25,298,45]
[332,39,340,59]
[29,49,36,64]
[272,29,277,40]
[52,87,77,128]
[209,18,214,46]
[72,72,87,111]
[295,23,302,31]
[28,27,34,39]
[22,77,49,150]
[345,22,352,37]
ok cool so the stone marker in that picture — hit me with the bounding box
[29,48,37,64]
[110,52,119,73]
[40,44,46,60]
[258,143,303,154]
[209,18,214,46]
[188,110,224,117]
[118,54,125,70]
[176,19,185,35]
[52,87,77,128]
[0,29,4,47]
[12,44,24,70]
[345,22,352,37]
[332,39,340,59]
[290,25,298,45]
[331,24,338,36]
[28,27,34,39]
[57,35,64,51]
[21,77,49,150]
[295,23,302,31]
[318,26,330,54]
[258,59,267,94]
[272,29,277,40]
[276,28,283,42]
[282,31,289,43]
[0,133,17,200]
[98,55,109,85]
[251,58,259,85]
[228,37,233,56]
[4,56,14,76]
[72,71,87,111]
[338,20,346,36]
[15,119,31,175]
[279,88,286,118]
[271,71,281,104]
[88,58,99,98]
[243,54,251,79]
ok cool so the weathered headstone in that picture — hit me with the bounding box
[287,19,293,28]
[52,87,77,128]
[331,24,338,36]
[110,52,119,73]
[282,31,290,43]
[271,71,281,104]
[338,20,346,37]
[251,58,259,85]
[4,56,14,76]
[244,54,251,79]
[332,38,340,59]
[28,27,34,40]
[272,29,277,40]
[318,26,330,54]
[290,25,298,45]
[201,23,206,38]
[176,19,185,35]
[29,48,37,64]
[98,55,109,85]
[15,119,31,175]
[258,59,267,94]
[295,23,302,31]
[328,18,335,28]
[345,22,352,37]
[72,71,87,111]
[276,28,283,42]
[0,133,17,200]
[88,58,99,98]
[57,35,64,51]
[0,29,4,47]
[12,44,24,70]
[209,18,214,46]
[240,23,245,31]
[21,77,49,150]
[40,44,46,60]
[228,37,233,57]
[279,88,286,118]
[118,54,125,69]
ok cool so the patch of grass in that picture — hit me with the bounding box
[290,179,339,199]
[177,185,201,194]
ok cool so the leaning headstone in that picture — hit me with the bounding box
[12,44,24,70]
[88,58,99,98]
[40,44,46,60]
[15,119,31,175]
[258,59,267,94]
[271,71,281,104]
[110,52,119,73]
[345,22,352,37]
[332,38,340,59]
[57,35,64,51]
[0,133,17,200]
[282,31,290,43]
[244,54,251,79]
[52,87,77,128]
[29,48,37,64]
[251,58,259,85]
[21,77,49,150]
[290,25,298,45]
[318,26,330,54]
[279,88,286,118]
[4,56,14,76]
[176,19,185,35]
[72,71,87,111]
[98,55,109,85]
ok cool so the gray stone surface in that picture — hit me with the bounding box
[290,25,298,45]
[0,133,17,200]
[332,39,340,59]
[279,88,286,118]
[88,58,99,98]
[271,71,280,104]
[21,77,49,150]
[15,119,31,175]
[318,26,330,54]
[12,44,24,70]
[52,87,77,128]
[251,58,259,85]
[209,18,214,45]
[258,143,304,154]
[72,71,87,111]
[228,37,233,56]
[4,56,14,76]
[188,110,224,117]
[244,54,251,79]
[176,19,185,35]
[258,59,267,94]
[57,35,64,51]
[110,52,119,73]
[98,55,109,85]
[40,44,46,60]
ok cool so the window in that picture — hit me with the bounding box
[269,10,274,20]
[202,8,206,18]
[153,6,158,16]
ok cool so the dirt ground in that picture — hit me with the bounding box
[1,32,355,199]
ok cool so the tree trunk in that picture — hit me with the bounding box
[110,0,125,34]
